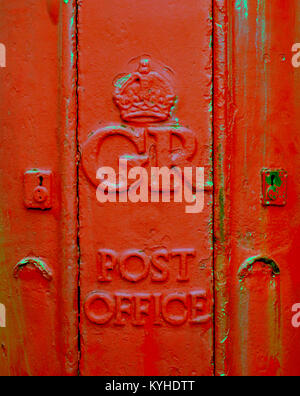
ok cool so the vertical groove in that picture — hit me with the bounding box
[213,0,231,376]
[57,0,80,375]
[212,0,216,377]
[74,0,81,376]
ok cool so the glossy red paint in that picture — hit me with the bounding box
[214,0,300,376]
[78,0,213,376]
[0,1,78,375]
[0,0,299,377]
[46,0,60,25]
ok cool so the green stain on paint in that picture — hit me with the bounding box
[17,258,46,273]
[239,256,280,281]
[259,0,268,157]
[170,96,179,118]
[219,188,225,242]
[217,142,225,243]
[255,0,268,158]
[209,85,213,113]
[115,74,131,89]
[171,118,182,130]
[236,0,248,19]
[260,1,266,44]
[220,335,229,344]
[121,155,136,160]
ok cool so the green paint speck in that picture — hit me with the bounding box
[115,74,131,89]
[235,0,248,19]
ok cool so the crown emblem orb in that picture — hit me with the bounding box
[114,59,176,124]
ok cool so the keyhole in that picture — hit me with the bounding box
[39,176,44,186]
[267,174,279,202]
[271,175,275,186]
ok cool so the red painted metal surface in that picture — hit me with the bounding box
[0,0,300,377]
[78,0,213,376]
[0,1,78,375]
[214,0,300,376]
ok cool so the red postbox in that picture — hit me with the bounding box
[0,0,299,377]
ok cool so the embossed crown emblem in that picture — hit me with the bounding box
[114,58,176,123]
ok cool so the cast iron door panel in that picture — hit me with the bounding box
[214,1,300,376]
[78,0,213,376]
[0,1,78,376]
